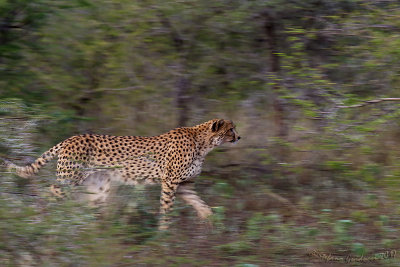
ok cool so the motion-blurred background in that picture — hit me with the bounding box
[0,0,399,266]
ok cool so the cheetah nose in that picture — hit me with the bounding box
[237,136,241,140]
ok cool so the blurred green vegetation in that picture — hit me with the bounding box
[1,0,400,266]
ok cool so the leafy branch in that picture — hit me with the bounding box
[338,98,400,108]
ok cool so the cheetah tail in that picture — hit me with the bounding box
[5,142,63,178]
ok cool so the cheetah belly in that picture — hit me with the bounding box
[99,156,163,186]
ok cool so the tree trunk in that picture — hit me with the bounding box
[264,11,288,139]
[176,75,190,127]
[158,13,190,127]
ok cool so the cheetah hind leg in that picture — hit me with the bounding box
[50,171,114,205]
[74,170,114,206]
[50,184,65,198]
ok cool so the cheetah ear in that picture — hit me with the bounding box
[211,119,224,132]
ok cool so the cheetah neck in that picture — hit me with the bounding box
[190,123,218,157]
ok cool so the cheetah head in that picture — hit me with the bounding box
[210,119,241,146]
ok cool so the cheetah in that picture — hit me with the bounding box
[6,119,240,229]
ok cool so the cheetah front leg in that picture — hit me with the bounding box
[159,180,179,230]
[177,182,212,220]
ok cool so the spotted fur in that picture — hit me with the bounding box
[7,119,240,229]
